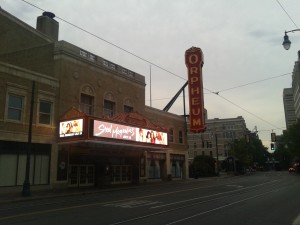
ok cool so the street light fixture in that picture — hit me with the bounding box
[282,29,300,50]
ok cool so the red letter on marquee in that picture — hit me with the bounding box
[185,47,205,133]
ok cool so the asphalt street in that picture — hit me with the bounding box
[0,171,299,225]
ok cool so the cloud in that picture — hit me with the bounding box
[2,0,299,148]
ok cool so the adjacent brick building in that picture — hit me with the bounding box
[0,8,188,190]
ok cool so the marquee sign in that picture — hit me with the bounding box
[93,120,168,145]
[185,47,205,133]
[59,119,83,137]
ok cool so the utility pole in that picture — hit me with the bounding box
[215,133,219,174]
[149,64,152,107]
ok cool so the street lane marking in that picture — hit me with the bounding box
[110,186,285,225]
[104,200,162,208]
[292,213,300,225]
[165,187,286,225]
[109,195,232,225]
[226,184,243,188]
[0,183,233,221]
[151,180,277,209]
[0,179,279,221]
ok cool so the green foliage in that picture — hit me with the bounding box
[189,155,216,178]
[275,120,300,168]
[229,137,269,168]
[282,120,300,158]
[273,139,292,169]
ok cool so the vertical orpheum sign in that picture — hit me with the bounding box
[185,47,205,133]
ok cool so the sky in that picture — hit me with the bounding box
[1,0,300,149]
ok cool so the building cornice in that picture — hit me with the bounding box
[0,62,59,88]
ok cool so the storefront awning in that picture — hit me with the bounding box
[58,139,167,152]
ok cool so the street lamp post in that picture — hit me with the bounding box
[208,129,219,174]
[22,81,35,197]
[215,133,219,175]
[282,29,300,50]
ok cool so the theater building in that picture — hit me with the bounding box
[0,8,188,189]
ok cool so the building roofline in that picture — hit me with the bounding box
[54,41,146,86]
[0,7,54,43]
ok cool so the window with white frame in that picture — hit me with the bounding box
[7,94,24,121]
[39,100,52,125]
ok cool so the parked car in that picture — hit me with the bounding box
[289,167,295,173]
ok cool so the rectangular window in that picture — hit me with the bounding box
[0,153,49,186]
[179,130,183,143]
[34,155,50,184]
[104,100,115,117]
[207,141,212,148]
[169,128,174,143]
[39,100,52,125]
[124,105,133,113]
[80,94,94,115]
[7,94,23,121]
[0,154,18,186]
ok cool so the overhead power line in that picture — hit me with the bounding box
[206,90,282,130]
[147,72,291,101]
[214,72,292,93]
[21,0,186,81]
[276,0,299,29]
[20,0,285,132]
[220,97,282,130]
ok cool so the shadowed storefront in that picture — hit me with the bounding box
[56,108,185,188]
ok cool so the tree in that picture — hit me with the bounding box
[273,137,292,170]
[189,155,216,178]
[249,138,269,167]
[228,137,268,170]
[283,120,300,158]
[229,138,251,167]
[276,120,300,171]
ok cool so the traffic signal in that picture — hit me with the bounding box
[270,143,275,151]
[271,133,276,142]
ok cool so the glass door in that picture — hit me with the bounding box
[69,165,95,187]
[111,165,132,184]
[69,165,79,187]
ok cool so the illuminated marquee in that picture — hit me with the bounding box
[93,120,168,145]
[185,47,205,133]
[59,119,83,137]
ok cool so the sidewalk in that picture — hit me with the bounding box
[0,184,141,204]
[0,187,96,204]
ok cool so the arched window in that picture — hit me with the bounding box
[80,85,94,115]
[104,92,115,117]
[124,98,133,113]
